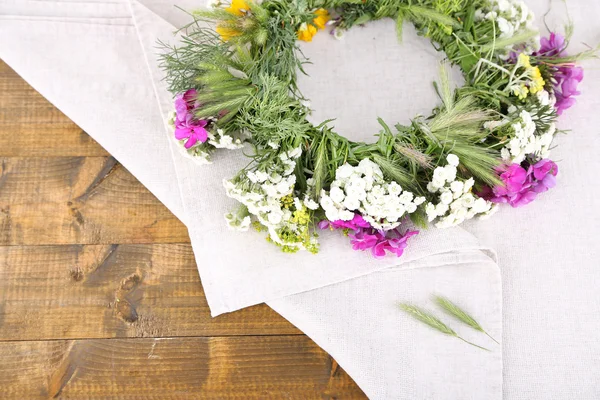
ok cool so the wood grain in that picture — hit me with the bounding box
[0,60,366,398]
[0,61,109,157]
[0,336,366,399]
[0,156,189,245]
[0,244,299,340]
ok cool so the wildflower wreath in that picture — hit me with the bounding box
[161,0,593,258]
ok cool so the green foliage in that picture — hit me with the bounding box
[237,73,312,146]
[159,24,228,94]
[160,0,588,241]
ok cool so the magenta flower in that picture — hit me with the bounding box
[482,159,558,208]
[530,159,558,193]
[351,228,418,259]
[349,230,380,251]
[537,33,584,115]
[318,213,418,259]
[495,163,528,196]
[540,33,566,57]
[318,214,371,231]
[173,89,209,149]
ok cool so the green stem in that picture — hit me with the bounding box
[476,58,512,77]
[456,336,490,351]
[484,331,500,345]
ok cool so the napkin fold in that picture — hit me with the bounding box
[269,250,503,399]
[1,1,505,398]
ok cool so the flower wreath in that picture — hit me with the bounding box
[161,0,594,258]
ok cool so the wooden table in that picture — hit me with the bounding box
[0,60,367,399]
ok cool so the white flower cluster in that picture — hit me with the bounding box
[225,148,299,226]
[500,107,555,164]
[425,154,497,228]
[223,148,316,250]
[208,128,244,150]
[319,159,425,231]
[475,0,538,55]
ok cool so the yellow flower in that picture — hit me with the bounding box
[518,53,531,69]
[528,67,545,94]
[512,84,529,100]
[280,194,294,209]
[297,9,330,42]
[291,208,311,225]
[312,8,330,30]
[216,24,242,41]
[225,0,250,16]
[297,22,318,42]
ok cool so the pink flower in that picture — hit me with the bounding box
[529,159,558,193]
[482,159,558,208]
[173,89,209,149]
[349,230,380,251]
[318,213,418,259]
[318,214,371,231]
[496,164,528,196]
[350,228,418,259]
[537,33,584,115]
[540,33,566,57]
[175,116,208,149]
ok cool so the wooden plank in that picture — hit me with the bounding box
[0,336,367,399]
[0,60,109,157]
[0,244,299,340]
[0,60,364,397]
[0,156,188,245]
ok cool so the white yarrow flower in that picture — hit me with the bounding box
[425,155,495,227]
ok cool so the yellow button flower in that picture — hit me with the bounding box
[517,53,531,69]
[297,22,318,42]
[312,8,330,30]
[226,0,250,16]
[528,67,545,94]
[512,84,529,100]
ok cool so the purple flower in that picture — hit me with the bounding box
[350,228,418,259]
[495,163,528,196]
[173,89,209,149]
[540,33,566,57]
[482,159,558,208]
[529,159,558,193]
[349,230,380,251]
[537,33,584,115]
[319,213,418,259]
[318,214,371,231]
[555,94,577,116]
